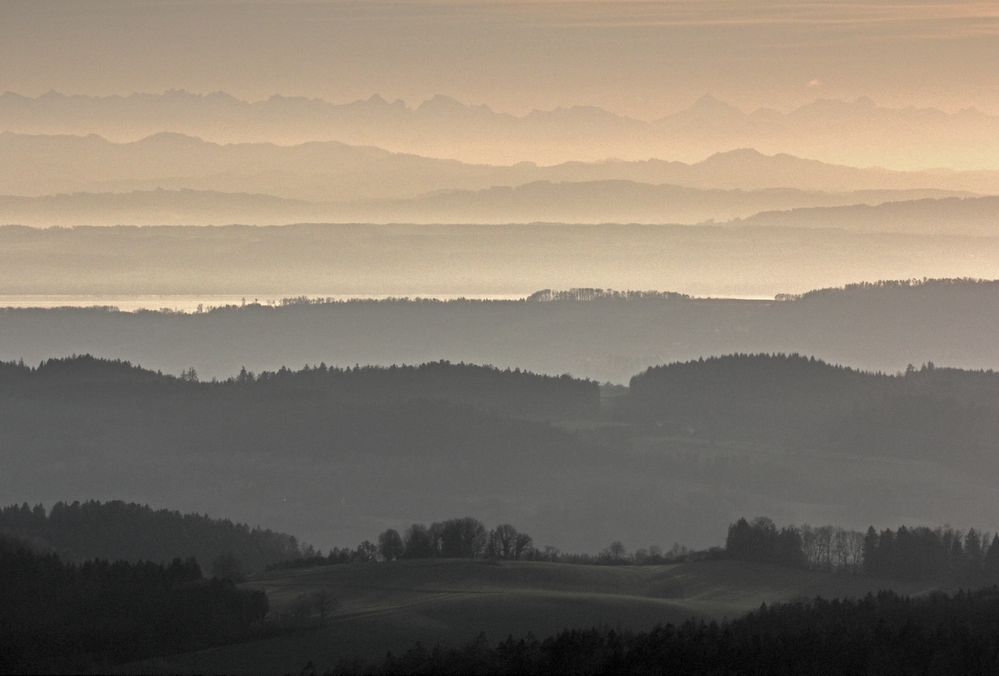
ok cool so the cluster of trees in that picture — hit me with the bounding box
[725,517,807,568]
[269,519,534,570]
[391,518,532,560]
[342,589,999,674]
[863,525,999,583]
[0,535,269,672]
[279,290,690,306]
[526,289,689,302]
[270,519,692,571]
[726,517,865,571]
[0,500,303,573]
[726,517,999,584]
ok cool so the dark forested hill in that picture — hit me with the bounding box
[0,356,603,550]
[625,353,999,465]
[6,351,999,553]
[0,356,598,420]
[0,535,269,673]
[0,500,302,573]
[352,588,999,675]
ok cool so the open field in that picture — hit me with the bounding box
[129,558,936,673]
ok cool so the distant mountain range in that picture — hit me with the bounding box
[341,183,980,227]
[3,132,999,223]
[2,90,997,168]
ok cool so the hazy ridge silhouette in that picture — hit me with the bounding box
[0,184,982,228]
[2,279,999,383]
[2,91,998,168]
[4,351,999,555]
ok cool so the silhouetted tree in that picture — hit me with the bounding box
[377,529,404,561]
[439,518,487,558]
[488,524,519,559]
[353,541,378,562]
[402,524,436,559]
[985,535,999,583]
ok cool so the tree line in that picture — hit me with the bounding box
[336,588,999,674]
[269,518,533,570]
[782,277,999,302]
[726,516,999,584]
[0,535,269,673]
[526,289,689,303]
[1,355,599,421]
[268,518,691,571]
[863,524,999,583]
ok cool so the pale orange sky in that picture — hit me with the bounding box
[2,0,999,118]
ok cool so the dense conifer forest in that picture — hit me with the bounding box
[0,535,269,673]
[348,588,999,675]
[726,517,999,584]
[0,500,303,572]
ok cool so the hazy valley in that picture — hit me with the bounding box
[5,2,999,671]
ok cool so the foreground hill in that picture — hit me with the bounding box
[129,558,933,673]
[0,536,269,673]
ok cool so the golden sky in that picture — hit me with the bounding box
[2,0,999,117]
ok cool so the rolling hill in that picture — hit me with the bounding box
[624,353,999,465]
[127,558,935,673]
[0,356,605,549]
[5,349,999,557]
